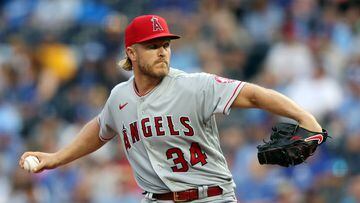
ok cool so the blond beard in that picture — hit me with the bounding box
[137,60,169,79]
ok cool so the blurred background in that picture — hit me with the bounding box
[0,0,359,202]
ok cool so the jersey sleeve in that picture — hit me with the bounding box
[97,95,117,142]
[197,73,245,119]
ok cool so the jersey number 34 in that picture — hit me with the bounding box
[166,142,208,172]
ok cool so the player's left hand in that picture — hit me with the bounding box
[298,114,322,132]
[257,122,329,167]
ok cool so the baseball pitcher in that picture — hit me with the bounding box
[19,15,323,202]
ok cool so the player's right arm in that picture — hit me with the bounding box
[19,117,106,173]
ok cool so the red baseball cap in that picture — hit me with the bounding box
[124,15,180,48]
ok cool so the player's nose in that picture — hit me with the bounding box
[157,45,168,56]
[158,48,166,57]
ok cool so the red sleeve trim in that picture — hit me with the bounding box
[99,134,113,141]
[98,118,114,142]
[223,82,242,114]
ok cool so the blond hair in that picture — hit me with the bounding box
[117,56,133,71]
[118,45,137,71]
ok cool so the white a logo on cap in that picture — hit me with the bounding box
[151,16,164,31]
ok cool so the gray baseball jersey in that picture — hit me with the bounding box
[98,68,245,194]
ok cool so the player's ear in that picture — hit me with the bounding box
[126,45,137,62]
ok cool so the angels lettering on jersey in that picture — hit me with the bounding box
[120,115,194,151]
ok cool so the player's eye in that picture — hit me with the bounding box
[147,44,158,49]
[163,42,170,48]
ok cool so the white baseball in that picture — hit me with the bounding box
[24,156,40,173]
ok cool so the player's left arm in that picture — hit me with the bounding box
[231,83,322,132]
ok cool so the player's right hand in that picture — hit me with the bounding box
[19,152,60,173]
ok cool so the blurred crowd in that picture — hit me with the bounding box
[0,0,359,202]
